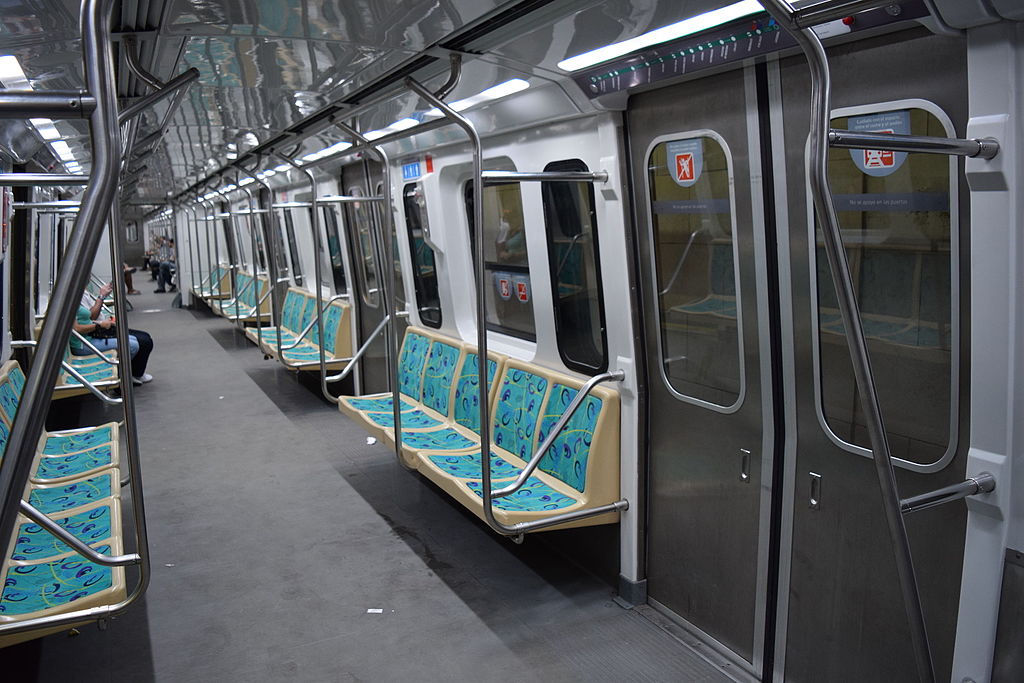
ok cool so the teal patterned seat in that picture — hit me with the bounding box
[365,410,442,429]
[491,367,548,460]
[42,425,116,455]
[11,505,113,562]
[427,451,522,480]
[0,549,114,616]
[365,339,461,429]
[32,444,115,483]
[344,395,418,413]
[398,428,477,451]
[534,384,602,493]
[28,474,114,515]
[340,329,431,420]
[465,478,578,512]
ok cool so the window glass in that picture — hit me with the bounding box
[344,186,380,307]
[464,179,535,340]
[542,159,607,374]
[648,134,741,407]
[282,209,304,286]
[817,107,955,466]
[403,183,441,328]
[321,205,348,293]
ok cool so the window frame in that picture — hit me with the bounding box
[402,182,442,328]
[281,208,305,286]
[344,185,381,308]
[541,158,608,375]
[808,99,961,473]
[643,129,746,413]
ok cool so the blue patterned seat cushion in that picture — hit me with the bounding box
[397,332,431,398]
[420,342,460,417]
[12,505,113,562]
[0,548,114,615]
[535,385,602,493]
[28,474,113,515]
[427,451,521,479]
[64,365,116,385]
[398,428,478,451]
[365,410,442,429]
[453,355,498,435]
[344,395,417,413]
[465,478,578,512]
[33,444,114,481]
[491,368,547,459]
[0,380,19,422]
[42,426,115,455]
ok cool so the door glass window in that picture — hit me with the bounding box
[403,183,441,328]
[282,209,304,286]
[542,159,607,374]
[816,106,956,466]
[321,205,347,293]
[464,179,535,341]
[344,186,380,308]
[648,134,741,407]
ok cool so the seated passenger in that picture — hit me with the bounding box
[71,282,155,386]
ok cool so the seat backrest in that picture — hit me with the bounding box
[0,360,23,425]
[453,350,504,436]
[419,339,461,417]
[396,327,432,399]
[280,288,304,332]
[490,362,548,460]
[298,294,318,332]
[312,300,351,357]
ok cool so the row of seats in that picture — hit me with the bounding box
[211,271,270,324]
[0,360,127,646]
[243,287,353,371]
[339,327,621,531]
[191,265,231,301]
[54,349,119,400]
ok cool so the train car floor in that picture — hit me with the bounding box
[5,291,741,682]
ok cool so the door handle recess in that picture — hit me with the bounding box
[809,472,822,510]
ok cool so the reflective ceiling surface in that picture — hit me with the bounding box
[0,0,741,214]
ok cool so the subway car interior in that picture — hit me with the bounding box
[0,0,1023,680]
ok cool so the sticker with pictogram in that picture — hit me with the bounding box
[497,275,512,301]
[516,281,529,302]
[665,138,703,188]
[847,110,911,177]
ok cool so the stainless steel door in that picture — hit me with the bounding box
[630,65,771,673]
[775,28,970,682]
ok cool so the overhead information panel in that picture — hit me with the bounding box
[573,2,929,98]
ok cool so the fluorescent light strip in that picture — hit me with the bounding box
[557,0,763,72]
[0,55,29,87]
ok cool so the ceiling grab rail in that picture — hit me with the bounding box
[117,67,199,125]
[404,77,629,539]
[0,0,154,639]
[241,161,289,366]
[760,1,943,680]
[334,122,404,462]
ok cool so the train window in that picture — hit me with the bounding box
[127,222,139,243]
[815,105,957,467]
[282,209,305,286]
[321,206,347,293]
[464,179,535,341]
[647,133,742,408]
[542,159,607,374]
[403,183,441,328]
[344,186,380,308]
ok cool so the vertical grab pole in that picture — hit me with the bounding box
[269,152,336,402]
[199,198,217,298]
[182,201,198,301]
[234,172,259,328]
[238,177,267,349]
[759,2,934,681]
[405,78,513,536]
[246,164,287,363]
[107,199,151,594]
[335,122,403,461]
[0,0,121,555]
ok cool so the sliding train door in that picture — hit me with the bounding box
[631,26,971,682]
[776,29,970,682]
[629,65,773,675]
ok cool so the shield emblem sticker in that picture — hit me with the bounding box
[666,138,703,188]
[847,110,911,177]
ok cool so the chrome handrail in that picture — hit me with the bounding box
[491,369,625,498]
[761,1,934,680]
[69,332,119,365]
[323,312,406,382]
[901,473,996,515]
[18,500,140,567]
[658,228,704,296]
[60,360,122,405]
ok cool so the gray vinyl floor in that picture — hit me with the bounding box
[5,289,739,682]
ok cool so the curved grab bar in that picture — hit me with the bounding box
[18,500,140,567]
[60,361,122,405]
[491,370,625,499]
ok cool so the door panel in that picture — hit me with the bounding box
[777,28,970,682]
[630,66,768,669]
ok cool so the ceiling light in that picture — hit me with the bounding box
[50,140,76,162]
[424,79,530,116]
[0,55,30,88]
[273,164,291,172]
[557,1,763,72]
[30,118,61,141]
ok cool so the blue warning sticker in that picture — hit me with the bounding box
[847,110,911,177]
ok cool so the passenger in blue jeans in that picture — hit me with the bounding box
[70,282,155,386]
